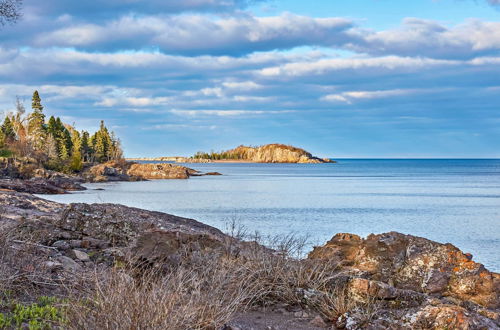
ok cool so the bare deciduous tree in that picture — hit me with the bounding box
[0,0,22,26]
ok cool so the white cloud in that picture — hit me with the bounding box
[170,109,295,117]
[259,56,457,77]
[33,13,356,55]
[95,96,171,107]
[322,89,417,103]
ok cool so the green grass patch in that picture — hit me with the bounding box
[0,149,14,158]
[0,296,66,329]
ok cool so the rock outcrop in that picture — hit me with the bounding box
[191,144,334,163]
[0,158,87,194]
[309,232,500,329]
[84,160,213,182]
[228,144,333,163]
[0,190,229,271]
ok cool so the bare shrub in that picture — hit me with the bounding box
[66,258,260,330]
[0,228,62,300]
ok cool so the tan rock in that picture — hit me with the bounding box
[72,249,90,262]
[309,232,500,309]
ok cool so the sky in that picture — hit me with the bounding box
[0,0,499,158]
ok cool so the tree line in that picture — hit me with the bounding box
[0,91,123,172]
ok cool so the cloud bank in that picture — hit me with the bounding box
[0,0,499,157]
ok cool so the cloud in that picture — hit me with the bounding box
[170,109,296,117]
[350,18,500,59]
[321,89,416,103]
[95,96,171,107]
[1,2,500,157]
[146,124,218,131]
[259,56,457,78]
[32,13,356,56]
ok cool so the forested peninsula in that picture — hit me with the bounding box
[0,91,216,194]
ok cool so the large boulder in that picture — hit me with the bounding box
[84,160,201,182]
[0,191,230,271]
[309,232,500,329]
[127,163,195,179]
[309,232,500,309]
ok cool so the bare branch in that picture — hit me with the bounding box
[0,0,22,26]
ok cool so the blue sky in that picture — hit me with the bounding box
[0,0,499,158]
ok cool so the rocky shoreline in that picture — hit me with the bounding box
[0,158,221,195]
[0,188,498,329]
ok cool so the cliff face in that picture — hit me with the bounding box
[225,144,333,163]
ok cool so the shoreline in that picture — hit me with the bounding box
[1,189,499,329]
[126,158,336,164]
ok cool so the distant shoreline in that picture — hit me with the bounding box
[126,158,336,164]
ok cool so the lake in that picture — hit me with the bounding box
[39,159,500,271]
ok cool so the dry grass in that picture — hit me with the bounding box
[63,233,364,329]
[0,223,367,329]
[0,228,61,300]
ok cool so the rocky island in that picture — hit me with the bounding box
[130,144,335,164]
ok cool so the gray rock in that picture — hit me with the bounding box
[44,260,63,271]
[56,256,82,272]
[69,240,83,248]
[52,240,70,250]
[72,249,90,262]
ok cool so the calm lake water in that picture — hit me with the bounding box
[40,159,500,271]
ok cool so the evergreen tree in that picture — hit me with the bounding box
[70,130,83,171]
[0,130,5,149]
[27,90,46,151]
[31,90,44,112]
[80,131,92,162]
[1,116,15,142]
[59,142,69,160]
[91,120,113,162]
[47,116,58,136]
[62,128,73,156]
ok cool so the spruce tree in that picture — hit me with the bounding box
[32,90,44,112]
[47,116,57,136]
[0,131,5,149]
[70,130,83,171]
[80,131,92,162]
[27,90,46,151]
[1,116,15,142]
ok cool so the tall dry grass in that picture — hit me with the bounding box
[0,219,368,329]
[64,232,364,329]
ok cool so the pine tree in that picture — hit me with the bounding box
[70,130,83,171]
[27,90,46,151]
[47,116,58,136]
[59,142,69,160]
[80,131,92,162]
[1,116,15,142]
[91,120,113,162]
[0,130,5,149]
[62,128,73,156]
[32,90,43,112]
